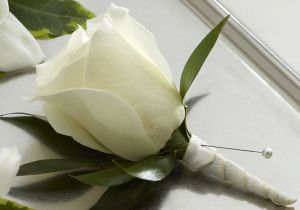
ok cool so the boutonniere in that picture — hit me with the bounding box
[0,3,296,210]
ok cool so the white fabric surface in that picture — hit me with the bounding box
[218,0,300,76]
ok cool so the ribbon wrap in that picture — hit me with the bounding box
[182,135,296,206]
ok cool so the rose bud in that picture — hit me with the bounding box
[33,4,185,161]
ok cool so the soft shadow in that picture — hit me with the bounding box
[185,93,210,114]
[0,67,35,84]
[9,174,91,203]
[134,163,295,210]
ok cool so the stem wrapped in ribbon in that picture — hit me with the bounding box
[183,135,297,206]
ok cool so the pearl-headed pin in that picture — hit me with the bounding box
[201,144,273,159]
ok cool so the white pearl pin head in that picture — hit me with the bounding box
[262,148,273,159]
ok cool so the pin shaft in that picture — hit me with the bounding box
[201,144,261,154]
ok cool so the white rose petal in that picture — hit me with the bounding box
[34,4,185,161]
[0,0,9,22]
[43,102,111,153]
[0,147,21,196]
[36,26,89,86]
[84,13,184,151]
[106,4,173,82]
[0,0,44,72]
[38,88,156,161]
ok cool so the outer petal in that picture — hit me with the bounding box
[0,0,9,22]
[0,147,21,195]
[87,4,173,83]
[36,26,89,86]
[84,17,185,151]
[0,13,44,72]
[43,103,111,153]
[34,52,88,97]
[37,88,157,161]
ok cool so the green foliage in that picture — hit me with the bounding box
[165,127,189,156]
[18,159,101,176]
[11,174,91,200]
[180,16,229,98]
[71,165,134,186]
[8,0,96,39]
[0,72,5,79]
[0,199,33,210]
[90,179,155,210]
[1,113,180,184]
[0,114,183,209]
[114,152,177,181]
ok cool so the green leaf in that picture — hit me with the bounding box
[72,152,177,185]
[71,165,134,186]
[165,128,189,152]
[0,112,46,121]
[162,122,190,159]
[114,153,177,181]
[8,0,96,39]
[180,16,229,98]
[0,71,5,79]
[0,113,111,161]
[0,198,33,210]
[90,179,154,210]
[10,174,90,201]
[18,159,100,176]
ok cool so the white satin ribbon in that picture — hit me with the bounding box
[182,135,297,206]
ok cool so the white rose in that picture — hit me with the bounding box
[33,4,185,161]
[0,147,21,195]
[0,0,44,72]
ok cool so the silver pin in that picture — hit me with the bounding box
[201,144,273,159]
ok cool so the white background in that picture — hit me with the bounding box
[218,0,300,77]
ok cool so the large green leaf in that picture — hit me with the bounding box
[8,0,96,39]
[180,16,229,98]
[0,198,33,210]
[18,159,101,176]
[90,179,154,210]
[71,165,134,186]
[114,153,177,181]
[0,113,111,161]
